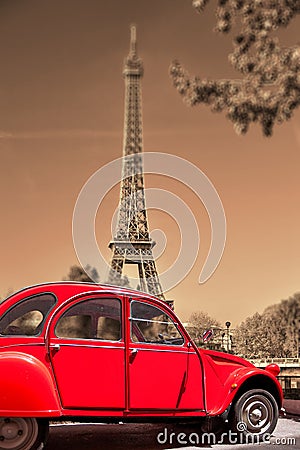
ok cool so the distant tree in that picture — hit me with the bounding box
[170,0,300,136]
[114,274,130,288]
[188,310,221,341]
[235,312,272,358]
[0,288,14,303]
[107,272,131,288]
[264,292,300,357]
[235,293,300,358]
[64,264,100,283]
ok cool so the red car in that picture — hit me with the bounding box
[0,282,283,449]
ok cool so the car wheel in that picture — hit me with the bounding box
[0,418,49,450]
[230,389,278,440]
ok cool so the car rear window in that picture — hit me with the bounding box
[0,293,56,336]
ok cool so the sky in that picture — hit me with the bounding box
[0,0,299,326]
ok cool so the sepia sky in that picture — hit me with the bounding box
[0,0,299,325]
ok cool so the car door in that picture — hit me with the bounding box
[128,299,204,411]
[48,294,125,409]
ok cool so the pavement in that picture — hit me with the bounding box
[284,399,300,416]
[46,416,300,450]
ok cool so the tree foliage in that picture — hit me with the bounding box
[64,264,100,283]
[188,310,221,340]
[64,264,131,288]
[235,292,300,358]
[0,288,14,303]
[106,272,131,288]
[170,0,300,136]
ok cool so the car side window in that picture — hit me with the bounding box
[0,293,56,336]
[130,301,184,346]
[55,297,122,341]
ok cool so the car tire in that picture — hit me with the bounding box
[230,389,278,441]
[0,417,49,450]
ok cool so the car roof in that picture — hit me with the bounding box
[1,281,163,308]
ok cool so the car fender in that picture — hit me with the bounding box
[0,352,61,417]
[208,367,283,416]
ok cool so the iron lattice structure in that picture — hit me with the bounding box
[108,26,165,300]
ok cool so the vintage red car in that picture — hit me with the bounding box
[0,282,283,449]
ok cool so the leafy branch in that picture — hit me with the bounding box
[170,0,300,136]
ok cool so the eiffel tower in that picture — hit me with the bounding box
[108,25,166,301]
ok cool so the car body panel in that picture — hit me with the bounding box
[50,341,126,409]
[0,351,60,416]
[200,349,283,415]
[0,282,283,420]
[128,344,204,410]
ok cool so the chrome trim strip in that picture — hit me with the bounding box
[128,408,206,413]
[129,317,178,326]
[129,347,194,354]
[0,342,44,350]
[129,340,185,348]
[56,343,125,350]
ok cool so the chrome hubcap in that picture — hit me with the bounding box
[250,407,262,421]
[2,420,21,440]
[241,395,273,434]
[0,418,38,450]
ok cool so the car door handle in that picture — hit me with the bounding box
[50,344,61,352]
[129,349,138,363]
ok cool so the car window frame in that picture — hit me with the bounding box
[0,292,57,337]
[129,299,185,347]
[53,296,123,343]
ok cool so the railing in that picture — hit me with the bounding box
[248,357,300,367]
[277,375,300,400]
